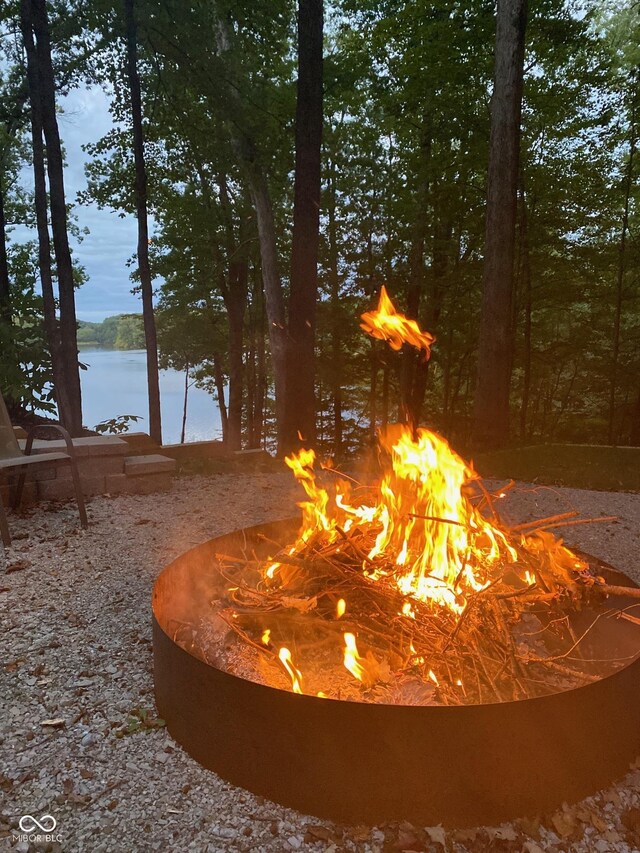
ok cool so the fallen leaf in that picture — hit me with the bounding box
[307,826,332,841]
[523,842,545,853]
[589,812,609,832]
[551,809,576,838]
[487,824,517,842]
[425,825,447,847]
[6,560,30,574]
[394,829,424,851]
[40,718,65,728]
[350,825,370,841]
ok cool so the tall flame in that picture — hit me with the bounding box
[277,423,518,613]
[360,285,435,356]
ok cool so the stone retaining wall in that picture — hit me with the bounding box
[0,436,176,508]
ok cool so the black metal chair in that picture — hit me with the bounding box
[0,391,88,547]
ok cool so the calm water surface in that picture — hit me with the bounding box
[79,348,222,444]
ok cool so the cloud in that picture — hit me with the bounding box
[16,83,150,322]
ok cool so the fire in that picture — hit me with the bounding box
[360,285,435,356]
[235,286,600,703]
[343,633,366,682]
[278,647,303,694]
[275,422,520,614]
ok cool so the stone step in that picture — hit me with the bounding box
[124,454,177,477]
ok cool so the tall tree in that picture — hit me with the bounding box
[473,0,528,448]
[21,0,83,434]
[281,0,324,450]
[124,0,162,444]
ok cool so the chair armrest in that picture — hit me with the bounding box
[24,424,77,458]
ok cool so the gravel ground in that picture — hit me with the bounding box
[1,472,639,853]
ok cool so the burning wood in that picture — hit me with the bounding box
[212,289,634,705]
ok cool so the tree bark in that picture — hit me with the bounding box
[282,0,324,451]
[225,259,248,451]
[20,0,75,428]
[215,171,247,451]
[472,0,528,449]
[0,177,11,324]
[214,14,287,450]
[181,361,189,444]
[30,0,83,434]
[607,73,637,445]
[518,179,533,441]
[212,352,228,442]
[327,153,342,455]
[124,0,162,444]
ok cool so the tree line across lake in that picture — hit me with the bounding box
[77,315,145,350]
[0,0,638,454]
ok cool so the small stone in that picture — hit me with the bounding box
[81,733,98,747]
[287,836,302,849]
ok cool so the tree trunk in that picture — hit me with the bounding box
[19,0,74,427]
[282,0,324,451]
[212,353,228,443]
[214,15,287,450]
[630,385,640,446]
[124,0,162,445]
[327,154,342,455]
[225,259,248,451]
[181,362,189,444]
[0,178,10,321]
[472,0,528,449]
[607,75,637,445]
[29,0,83,434]
[518,179,533,441]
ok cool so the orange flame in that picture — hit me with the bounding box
[343,633,366,682]
[275,422,520,614]
[360,285,435,356]
[278,647,303,694]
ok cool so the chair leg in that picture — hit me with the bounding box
[0,497,11,547]
[69,458,88,529]
[13,465,27,511]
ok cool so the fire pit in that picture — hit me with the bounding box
[153,518,640,827]
[153,290,640,825]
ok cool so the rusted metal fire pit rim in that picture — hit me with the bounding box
[152,516,640,710]
[152,518,640,826]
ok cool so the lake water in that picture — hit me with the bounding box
[79,348,223,444]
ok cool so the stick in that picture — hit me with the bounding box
[599,583,640,600]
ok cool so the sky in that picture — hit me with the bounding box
[16,84,143,323]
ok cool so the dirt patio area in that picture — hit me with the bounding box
[1,473,639,852]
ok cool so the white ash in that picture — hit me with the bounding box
[0,472,638,852]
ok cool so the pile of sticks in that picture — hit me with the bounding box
[218,493,634,705]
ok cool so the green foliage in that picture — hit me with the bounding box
[77,313,145,349]
[0,243,55,415]
[94,413,142,434]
